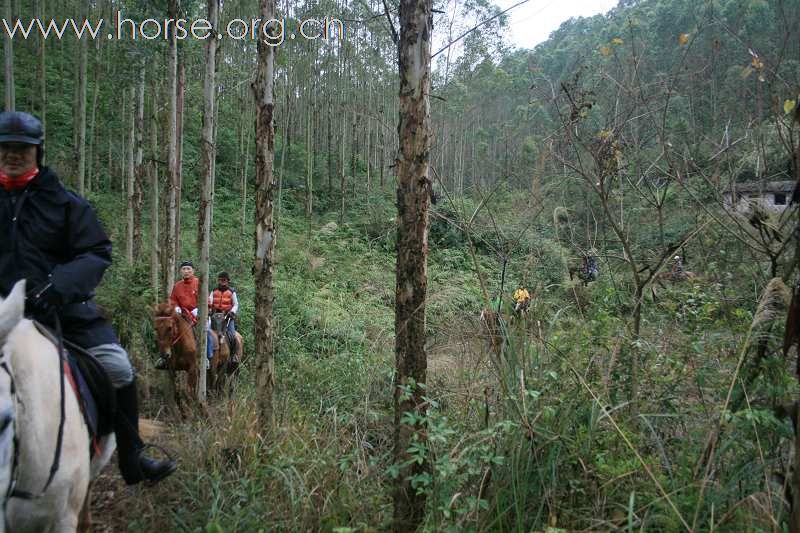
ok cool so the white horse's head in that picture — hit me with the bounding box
[0,280,24,531]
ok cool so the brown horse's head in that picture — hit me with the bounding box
[153,303,179,360]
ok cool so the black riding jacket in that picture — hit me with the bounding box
[0,166,117,347]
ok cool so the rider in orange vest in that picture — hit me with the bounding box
[208,271,240,364]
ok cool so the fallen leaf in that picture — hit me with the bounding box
[612,37,623,45]
[679,33,690,45]
[784,99,796,115]
[599,45,610,56]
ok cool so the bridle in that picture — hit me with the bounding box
[155,313,193,348]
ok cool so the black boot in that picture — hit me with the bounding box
[114,378,177,485]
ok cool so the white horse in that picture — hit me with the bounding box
[0,280,115,533]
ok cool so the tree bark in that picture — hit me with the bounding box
[253,1,278,430]
[75,5,88,195]
[305,99,313,218]
[133,62,145,258]
[197,0,219,405]
[3,0,14,111]
[126,87,135,264]
[150,93,160,304]
[163,0,179,297]
[36,0,45,141]
[175,56,185,266]
[393,0,433,527]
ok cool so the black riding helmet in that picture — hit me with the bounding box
[217,271,230,280]
[0,111,45,166]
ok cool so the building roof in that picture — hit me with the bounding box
[731,180,795,194]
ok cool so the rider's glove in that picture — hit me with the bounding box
[227,311,236,319]
[26,281,62,317]
[174,306,182,315]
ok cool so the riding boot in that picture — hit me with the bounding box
[114,378,177,485]
[229,335,240,365]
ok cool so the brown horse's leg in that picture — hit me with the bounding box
[77,480,93,533]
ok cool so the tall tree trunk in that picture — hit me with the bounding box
[197,0,219,405]
[3,0,14,111]
[253,2,278,430]
[305,100,313,218]
[393,0,433,528]
[133,62,145,258]
[75,6,88,195]
[87,40,101,193]
[163,0,179,297]
[126,87,135,264]
[175,57,185,265]
[150,94,160,304]
[242,111,251,234]
[36,0,45,139]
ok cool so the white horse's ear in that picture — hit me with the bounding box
[0,280,26,342]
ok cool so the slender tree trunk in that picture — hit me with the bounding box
[133,62,145,258]
[75,7,88,195]
[393,0,433,527]
[327,104,333,191]
[253,2,278,430]
[242,113,251,234]
[163,0,179,297]
[87,40,101,193]
[339,115,346,221]
[125,87,136,264]
[305,100,313,218]
[4,0,14,111]
[175,57,185,265]
[197,0,220,405]
[37,0,45,139]
[150,94,160,304]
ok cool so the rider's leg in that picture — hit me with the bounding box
[226,319,239,363]
[87,343,177,485]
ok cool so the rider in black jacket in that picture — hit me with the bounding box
[0,111,176,485]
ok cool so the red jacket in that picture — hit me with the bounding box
[169,276,199,312]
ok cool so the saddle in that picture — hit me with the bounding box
[33,321,115,455]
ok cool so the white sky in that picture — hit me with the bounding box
[495,0,619,49]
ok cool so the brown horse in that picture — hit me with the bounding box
[153,303,198,416]
[208,312,243,395]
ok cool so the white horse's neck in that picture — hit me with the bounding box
[3,319,93,531]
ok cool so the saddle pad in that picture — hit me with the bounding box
[32,321,115,454]
[67,349,116,440]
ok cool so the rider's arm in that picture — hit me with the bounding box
[50,193,113,304]
[231,291,239,315]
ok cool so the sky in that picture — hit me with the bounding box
[494,0,619,49]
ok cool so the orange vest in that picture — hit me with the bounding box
[211,288,234,312]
